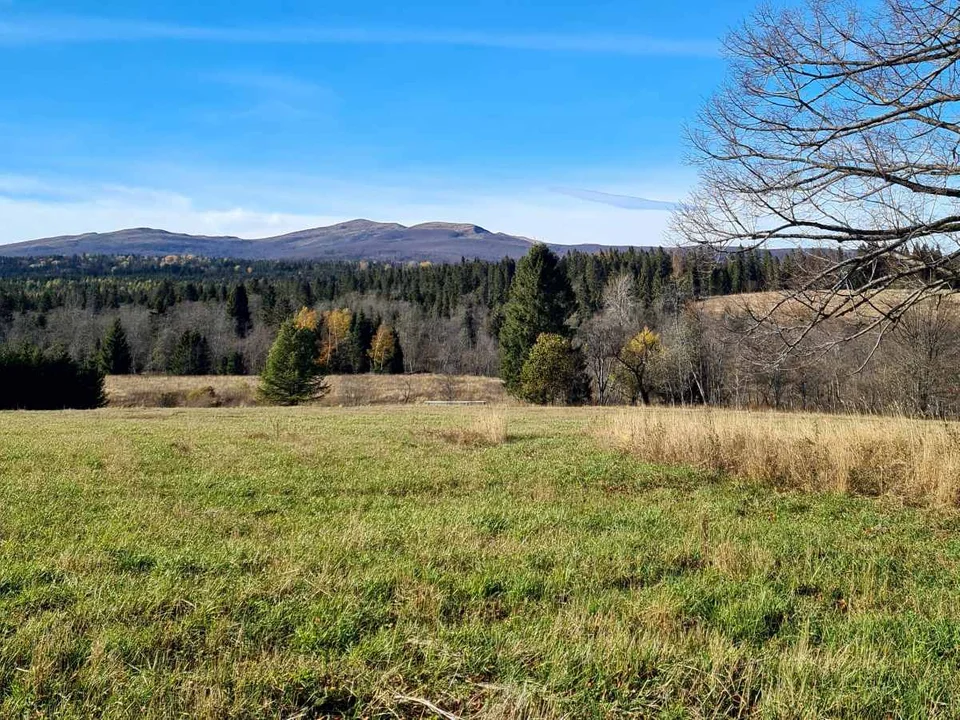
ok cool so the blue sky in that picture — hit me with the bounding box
[0,0,759,245]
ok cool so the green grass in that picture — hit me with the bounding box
[0,406,959,718]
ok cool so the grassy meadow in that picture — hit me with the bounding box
[0,404,959,718]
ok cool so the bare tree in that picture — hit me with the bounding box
[578,312,622,405]
[885,298,960,415]
[675,0,960,357]
[578,274,640,404]
[602,273,639,326]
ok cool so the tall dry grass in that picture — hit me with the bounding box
[601,407,960,506]
[106,375,259,408]
[105,374,509,408]
[440,411,510,447]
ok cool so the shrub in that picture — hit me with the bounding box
[184,386,221,408]
[0,345,105,410]
[519,333,590,405]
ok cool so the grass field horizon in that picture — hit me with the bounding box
[1,403,959,717]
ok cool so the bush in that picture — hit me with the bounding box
[519,333,590,405]
[0,345,105,410]
[184,386,221,408]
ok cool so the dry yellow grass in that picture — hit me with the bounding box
[601,407,960,506]
[324,373,509,406]
[698,289,960,319]
[105,373,509,408]
[105,375,260,407]
[439,411,510,447]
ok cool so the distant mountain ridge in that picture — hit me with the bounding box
[0,220,644,263]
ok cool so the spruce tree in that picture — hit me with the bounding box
[498,244,574,393]
[259,319,328,404]
[227,284,253,338]
[169,331,212,375]
[99,317,133,374]
[388,327,404,374]
[219,351,246,375]
[346,310,375,373]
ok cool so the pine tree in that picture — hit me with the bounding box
[260,284,278,326]
[219,351,246,375]
[151,280,176,314]
[498,244,574,393]
[259,318,328,405]
[169,331,212,375]
[99,317,133,374]
[227,284,253,338]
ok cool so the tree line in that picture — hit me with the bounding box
[1,243,956,416]
[0,247,788,378]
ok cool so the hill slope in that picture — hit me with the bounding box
[0,220,638,262]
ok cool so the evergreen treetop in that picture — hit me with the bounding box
[498,244,574,393]
[99,317,133,375]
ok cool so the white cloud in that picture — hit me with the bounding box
[0,16,720,57]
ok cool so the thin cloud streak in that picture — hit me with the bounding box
[0,16,720,57]
[553,187,679,211]
[204,71,327,99]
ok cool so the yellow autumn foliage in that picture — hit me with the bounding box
[293,307,319,331]
[622,327,661,362]
[320,308,352,365]
[368,323,396,372]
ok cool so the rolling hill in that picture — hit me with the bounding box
[0,220,640,263]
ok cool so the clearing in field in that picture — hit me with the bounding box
[0,405,958,718]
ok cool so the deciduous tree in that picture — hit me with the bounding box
[676,0,960,357]
[368,323,397,373]
[320,308,352,371]
[616,327,661,405]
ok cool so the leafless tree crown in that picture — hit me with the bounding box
[675,0,960,349]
